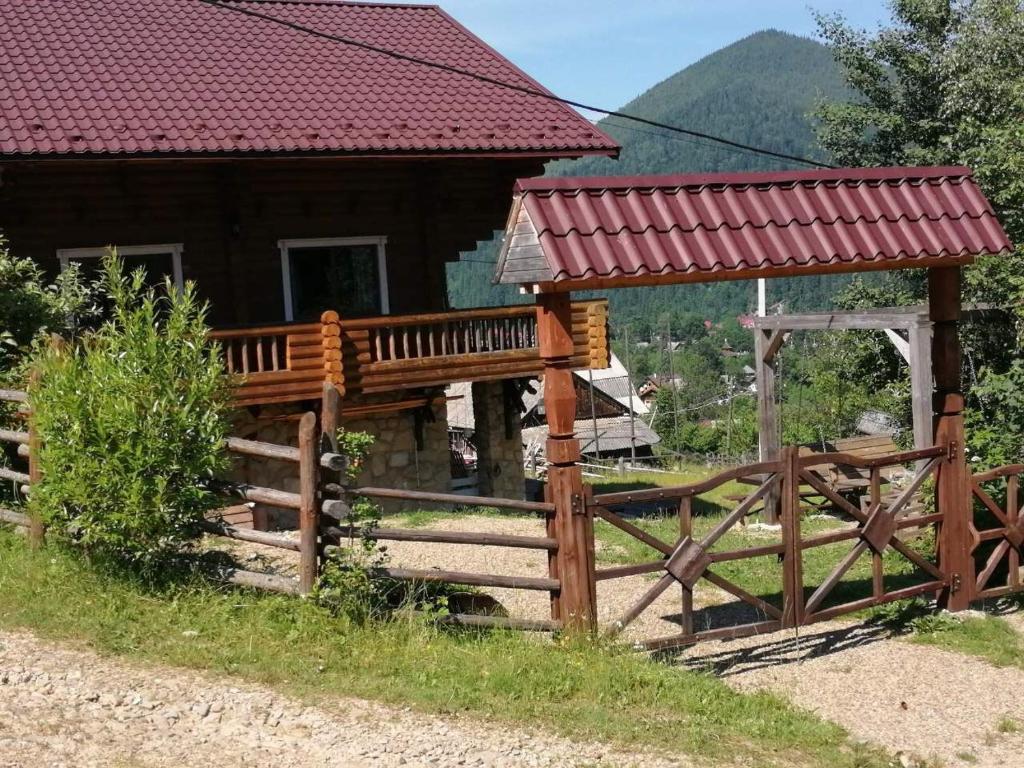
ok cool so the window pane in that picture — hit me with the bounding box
[71,252,175,292]
[288,244,382,321]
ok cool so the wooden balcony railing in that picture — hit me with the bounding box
[211,300,609,407]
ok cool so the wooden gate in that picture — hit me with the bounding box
[587,444,951,650]
[968,464,1024,599]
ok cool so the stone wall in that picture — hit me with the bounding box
[341,402,451,514]
[472,381,525,500]
[228,400,453,527]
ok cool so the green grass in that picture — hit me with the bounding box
[909,611,1024,669]
[0,529,892,768]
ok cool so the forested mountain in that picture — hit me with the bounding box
[447,30,862,331]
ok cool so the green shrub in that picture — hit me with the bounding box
[28,254,231,567]
[0,235,95,376]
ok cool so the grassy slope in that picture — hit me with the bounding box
[0,529,891,768]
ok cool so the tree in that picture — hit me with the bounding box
[815,0,1024,464]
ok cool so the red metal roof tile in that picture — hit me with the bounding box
[496,167,1013,286]
[0,0,617,158]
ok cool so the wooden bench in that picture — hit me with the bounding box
[801,435,908,493]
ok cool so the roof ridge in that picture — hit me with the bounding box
[220,1,439,9]
[517,166,975,193]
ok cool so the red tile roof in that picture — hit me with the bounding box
[495,166,1012,287]
[0,0,617,159]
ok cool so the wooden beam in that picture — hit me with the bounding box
[929,267,971,611]
[754,328,780,523]
[754,306,929,331]
[762,329,788,363]
[532,255,976,294]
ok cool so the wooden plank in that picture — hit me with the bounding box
[753,307,928,331]
[324,525,558,551]
[217,482,301,510]
[373,566,559,592]
[226,437,301,463]
[297,412,319,595]
[199,519,301,551]
[593,506,672,556]
[0,429,29,445]
[639,619,783,652]
[0,507,30,527]
[0,389,28,403]
[592,461,783,505]
[352,486,554,514]
[0,467,30,485]
[594,560,665,581]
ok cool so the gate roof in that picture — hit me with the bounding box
[494,166,1012,291]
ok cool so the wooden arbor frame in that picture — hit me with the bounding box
[753,306,934,516]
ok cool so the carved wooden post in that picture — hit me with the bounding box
[297,411,319,595]
[929,267,971,610]
[321,311,345,399]
[537,292,596,630]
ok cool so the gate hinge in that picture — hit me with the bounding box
[950,573,962,594]
[948,440,959,461]
[571,493,586,516]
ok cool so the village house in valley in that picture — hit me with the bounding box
[0,0,617,521]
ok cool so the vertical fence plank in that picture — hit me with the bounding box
[1009,474,1019,589]
[781,446,803,626]
[678,495,694,635]
[298,411,319,594]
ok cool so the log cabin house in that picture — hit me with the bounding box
[0,0,617,520]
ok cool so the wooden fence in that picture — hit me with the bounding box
[5,380,1024,646]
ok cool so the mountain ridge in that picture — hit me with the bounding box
[447,29,858,328]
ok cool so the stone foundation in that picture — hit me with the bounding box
[472,381,525,500]
[341,402,451,514]
[227,384,524,527]
[228,399,454,526]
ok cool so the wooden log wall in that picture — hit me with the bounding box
[0,157,544,327]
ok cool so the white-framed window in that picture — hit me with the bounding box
[57,243,185,292]
[279,236,390,322]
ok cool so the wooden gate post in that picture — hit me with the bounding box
[780,445,803,626]
[297,411,319,594]
[537,292,597,631]
[929,267,971,611]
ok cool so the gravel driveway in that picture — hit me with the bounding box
[0,630,684,768]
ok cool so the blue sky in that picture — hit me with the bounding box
[408,1,891,112]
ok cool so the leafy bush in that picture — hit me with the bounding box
[0,235,95,377]
[316,429,393,622]
[28,254,231,566]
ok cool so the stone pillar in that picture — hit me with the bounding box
[472,380,525,500]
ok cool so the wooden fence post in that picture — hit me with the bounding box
[780,445,803,626]
[298,411,319,594]
[26,368,44,548]
[537,292,597,631]
[929,267,971,611]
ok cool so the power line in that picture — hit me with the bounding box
[199,0,835,170]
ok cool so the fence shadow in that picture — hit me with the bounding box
[655,619,892,677]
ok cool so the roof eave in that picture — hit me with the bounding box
[517,252,985,294]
